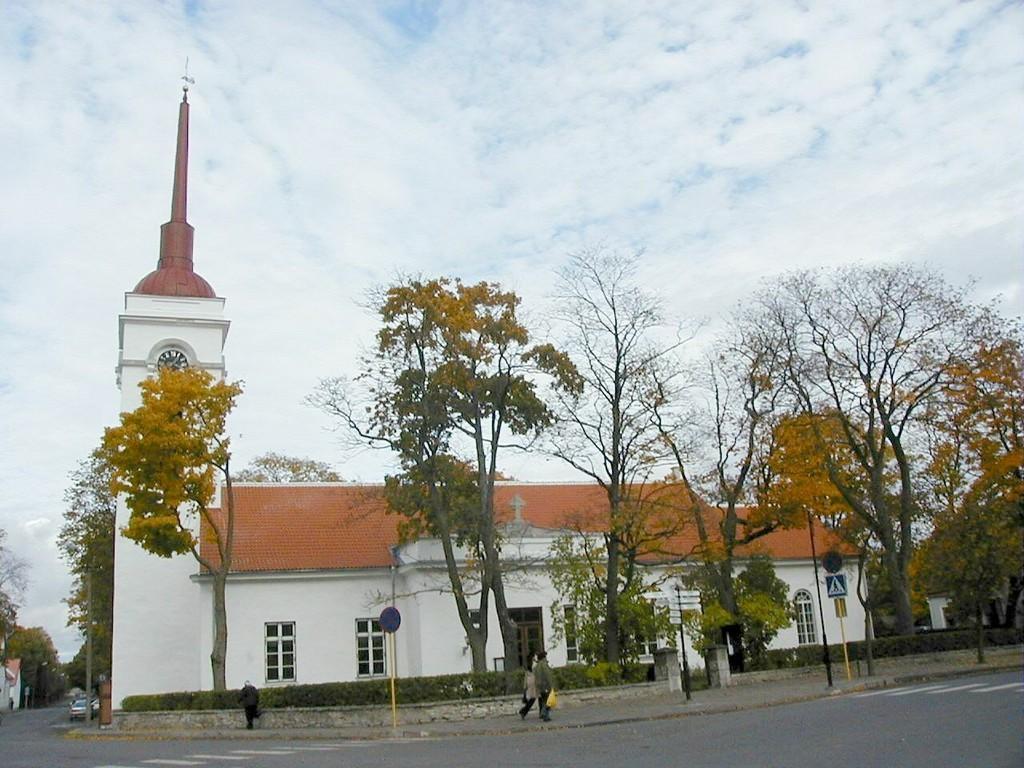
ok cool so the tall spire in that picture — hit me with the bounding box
[158,93,194,271]
[133,79,215,298]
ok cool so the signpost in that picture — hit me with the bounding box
[826,585,853,681]
[672,585,700,702]
[379,607,401,729]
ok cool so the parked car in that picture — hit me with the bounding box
[68,697,99,721]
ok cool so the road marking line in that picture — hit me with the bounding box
[970,683,1024,693]
[143,761,205,766]
[228,750,295,755]
[188,756,250,761]
[888,684,948,696]
[854,687,909,698]
[924,683,985,694]
[291,746,343,751]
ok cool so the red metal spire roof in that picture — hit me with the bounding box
[133,90,216,298]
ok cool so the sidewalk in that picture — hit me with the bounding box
[71,646,1021,741]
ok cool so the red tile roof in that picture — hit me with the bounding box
[202,482,851,574]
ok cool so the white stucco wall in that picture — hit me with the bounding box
[168,542,864,695]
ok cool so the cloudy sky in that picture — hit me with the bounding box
[1,1,1021,660]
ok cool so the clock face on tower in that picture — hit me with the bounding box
[157,348,189,371]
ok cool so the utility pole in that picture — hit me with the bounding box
[807,511,833,687]
[85,572,93,723]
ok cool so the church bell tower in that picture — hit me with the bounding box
[111,85,230,706]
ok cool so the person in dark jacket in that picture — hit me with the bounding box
[239,681,260,729]
[533,651,553,722]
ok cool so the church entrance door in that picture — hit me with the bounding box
[509,607,544,668]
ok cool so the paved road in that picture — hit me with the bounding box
[4,671,1020,768]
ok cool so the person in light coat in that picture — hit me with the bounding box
[518,652,537,719]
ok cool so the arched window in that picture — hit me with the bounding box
[794,590,817,645]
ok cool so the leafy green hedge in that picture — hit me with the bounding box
[122,663,652,712]
[749,627,1022,671]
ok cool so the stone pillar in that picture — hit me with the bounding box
[652,647,682,692]
[706,645,732,688]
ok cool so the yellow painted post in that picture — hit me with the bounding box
[389,632,398,729]
[835,598,852,681]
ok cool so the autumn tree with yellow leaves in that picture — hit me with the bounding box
[100,367,242,690]
[314,277,578,678]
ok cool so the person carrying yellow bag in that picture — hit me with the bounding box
[534,651,554,722]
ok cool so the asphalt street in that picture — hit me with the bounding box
[3,670,1020,768]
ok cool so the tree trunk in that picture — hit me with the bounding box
[715,559,738,617]
[855,550,875,676]
[1002,575,1021,629]
[211,570,228,690]
[879,543,915,635]
[467,627,488,672]
[604,535,621,665]
[490,569,521,691]
[975,603,985,664]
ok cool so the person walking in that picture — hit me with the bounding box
[518,652,537,719]
[533,651,553,722]
[239,681,260,730]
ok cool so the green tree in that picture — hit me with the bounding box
[684,554,792,668]
[7,627,62,707]
[100,367,243,690]
[235,452,341,482]
[915,497,1021,662]
[57,449,115,689]
[547,249,690,665]
[547,533,672,664]
[760,264,985,635]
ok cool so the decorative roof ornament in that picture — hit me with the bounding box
[133,63,216,298]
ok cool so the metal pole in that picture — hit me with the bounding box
[85,572,93,723]
[807,511,833,687]
[674,585,692,702]
[389,632,398,729]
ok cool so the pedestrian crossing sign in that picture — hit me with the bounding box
[826,574,847,598]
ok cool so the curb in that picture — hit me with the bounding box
[67,660,1021,742]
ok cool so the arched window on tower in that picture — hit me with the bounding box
[794,590,817,645]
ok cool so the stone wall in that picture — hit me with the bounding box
[115,680,669,731]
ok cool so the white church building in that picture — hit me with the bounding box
[110,93,864,708]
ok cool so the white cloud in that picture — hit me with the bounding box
[0,0,1020,659]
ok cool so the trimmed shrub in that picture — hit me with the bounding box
[749,627,1021,672]
[123,663,649,712]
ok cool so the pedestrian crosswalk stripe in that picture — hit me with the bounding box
[924,683,984,694]
[888,685,947,696]
[970,683,1024,693]
[854,687,909,698]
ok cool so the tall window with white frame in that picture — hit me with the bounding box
[356,618,387,677]
[794,590,817,645]
[564,605,579,663]
[265,622,295,682]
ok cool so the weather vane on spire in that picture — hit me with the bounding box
[181,57,195,100]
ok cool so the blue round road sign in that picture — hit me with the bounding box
[379,606,401,633]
